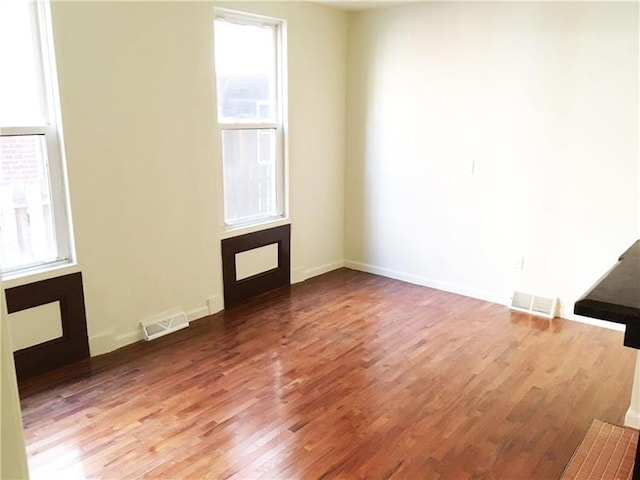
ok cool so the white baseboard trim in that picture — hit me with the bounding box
[292,260,344,284]
[115,329,143,350]
[344,260,506,306]
[206,295,224,316]
[345,260,627,332]
[90,300,221,357]
[625,407,640,429]
[114,308,203,352]
[305,260,344,281]
[88,331,115,357]
[291,267,306,284]
[187,306,210,322]
[91,263,623,357]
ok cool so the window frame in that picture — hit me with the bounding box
[213,9,288,230]
[0,0,75,279]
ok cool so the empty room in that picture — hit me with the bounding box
[1,0,639,479]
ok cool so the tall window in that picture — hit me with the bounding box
[0,0,74,277]
[214,10,286,227]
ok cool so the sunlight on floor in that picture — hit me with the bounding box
[29,443,86,480]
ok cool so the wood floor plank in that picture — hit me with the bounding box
[18,268,636,479]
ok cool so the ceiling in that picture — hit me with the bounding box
[315,0,600,10]
[315,1,418,11]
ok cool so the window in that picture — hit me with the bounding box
[213,10,286,227]
[0,0,74,277]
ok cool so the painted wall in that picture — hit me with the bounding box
[1,276,29,480]
[345,2,639,322]
[4,1,347,355]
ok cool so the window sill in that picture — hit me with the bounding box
[221,217,291,240]
[2,261,81,289]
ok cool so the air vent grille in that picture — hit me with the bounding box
[141,312,189,341]
[512,291,533,310]
[510,291,558,319]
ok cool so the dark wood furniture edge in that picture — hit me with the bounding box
[574,299,640,325]
[574,240,640,325]
[573,239,640,479]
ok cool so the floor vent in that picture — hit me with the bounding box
[142,312,189,341]
[510,291,558,319]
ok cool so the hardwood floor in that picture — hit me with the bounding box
[18,269,636,479]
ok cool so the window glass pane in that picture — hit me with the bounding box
[222,129,278,224]
[214,19,276,123]
[0,135,58,271]
[0,1,47,127]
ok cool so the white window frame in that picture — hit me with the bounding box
[213,9,288,230]
[0,0,75,279]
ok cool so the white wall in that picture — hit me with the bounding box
[345,2,639,321]
[1,276,29,480]
[4,1,347,355]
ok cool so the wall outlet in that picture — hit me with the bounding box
[513,256,524,270]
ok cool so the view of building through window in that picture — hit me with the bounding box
[214,12,285,226]
[0,0,74,276]
[0,135,57,271]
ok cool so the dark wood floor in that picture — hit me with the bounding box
[18,268,636,479]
